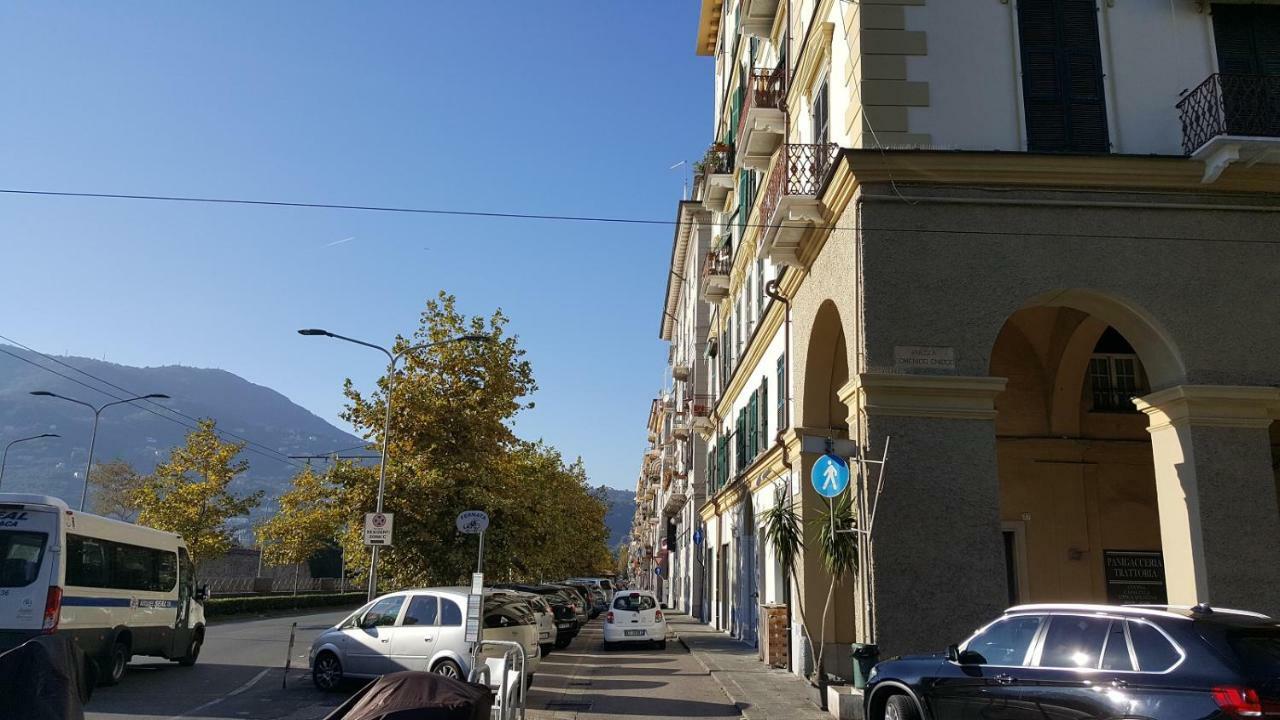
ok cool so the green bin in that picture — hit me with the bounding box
[851,643,880,689]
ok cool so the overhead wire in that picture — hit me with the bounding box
[1,187,1279,246]
[0,338,306,470]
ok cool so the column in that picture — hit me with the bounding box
[842,373,1009,658]
[1135,385,1280,616]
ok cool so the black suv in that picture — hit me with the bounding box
[865,604,1279,720]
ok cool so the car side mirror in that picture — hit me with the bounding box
[946,644,960,662]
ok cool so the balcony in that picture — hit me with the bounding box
[700,144,736,212]
[736,68,786,171]
[672,362,691,382]
[1178,74,1280,183]
[664,478,688,514]
[758,143,839,266]
[690,394,715,435]
[699,245,731,302]
[672,411,691,439]
[739,0,780,37]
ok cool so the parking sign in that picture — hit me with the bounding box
[363,512,394,546]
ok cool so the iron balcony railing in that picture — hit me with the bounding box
[1090,388,1142,414]
[689,394,714,419]
[736,66,786,143]
[759,143,839,226]
[703,144,734,175]
[1177,74,1280,155]
[701,247,731,279]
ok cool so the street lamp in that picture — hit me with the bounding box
[299,328,494,601]
[29,391,170,510]
[0,433,60,490]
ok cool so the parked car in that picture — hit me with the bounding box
[566,577,616,601]
[488,588,555,657]
[495,584,583,648]
[602,590,666,650]
[562,582,606,618]
[309,588,541,691]
[557,583,599,620]
[864,603,1280,720]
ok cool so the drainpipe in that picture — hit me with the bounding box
[764,274,795,672]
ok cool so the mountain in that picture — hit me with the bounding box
[0,345,363,529]
[599,487,636,550]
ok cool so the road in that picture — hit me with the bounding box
[85,609,742,720]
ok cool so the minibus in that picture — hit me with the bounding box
[0,493,207,685]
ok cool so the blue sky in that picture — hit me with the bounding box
[0,2,711,490]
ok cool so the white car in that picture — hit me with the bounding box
[602,590,667,649]
[309,588,541,691]
[488,588,556,655]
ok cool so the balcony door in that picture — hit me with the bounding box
[1016,0,1109,153]
[1212,4,1280,76]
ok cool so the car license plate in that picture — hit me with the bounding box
[624,630,645,637]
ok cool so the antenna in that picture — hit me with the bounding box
[669,160,689,200]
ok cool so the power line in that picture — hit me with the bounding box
[3,186,1280,246]
[0,340,304,470]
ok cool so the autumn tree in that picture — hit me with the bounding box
[256,462,347,593]
[88,459,145,521]
[337,292,612,587]
[135,419,263,569]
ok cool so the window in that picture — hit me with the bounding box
[613,593,657,612]
[1039,615,1111,668]
[440,598,463,626]
[65,534,177,592]
[360,596,405,628]
[1088,328,1147,412]
[812,76,829,145]
[757,257,766,317]
[964,615,1045,666]
[1100,620,1134,671]
[1128,620,1180,672]
[747,391,759,460]
[1211,4,1280,77]
[403,595,439,626]
[0,531,47,588]
[1016,0,1109,152]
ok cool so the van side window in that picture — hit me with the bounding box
[66,534,178,592]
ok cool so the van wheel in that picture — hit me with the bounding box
[102,641,130,686]
[177,633,202,667]
[312,652,343,691]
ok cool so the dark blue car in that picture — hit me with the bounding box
[865,603,1280,720]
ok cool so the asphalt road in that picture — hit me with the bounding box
[83,608,742,720]
[85,609,354,720]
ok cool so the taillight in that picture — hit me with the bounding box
[655,610,664,621]
[606,611,614,624]
[1213,687,1263,718]
[42,586,62,633]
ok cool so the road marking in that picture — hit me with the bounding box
[166,667,272,720]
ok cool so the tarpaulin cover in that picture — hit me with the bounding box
[325,671,493,720]
[0,634,93,720]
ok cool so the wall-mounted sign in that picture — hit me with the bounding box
[894,346,956,373]
[1103,550,1167,605]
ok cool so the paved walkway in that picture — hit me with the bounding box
[670,615,829,720]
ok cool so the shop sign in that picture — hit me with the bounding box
[1103,550,1167,604]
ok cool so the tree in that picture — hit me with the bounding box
[135,419,263,569]
[87,459,145,521]
[256,462,346,593]
[615,544,630,577]
[337,292,611,588]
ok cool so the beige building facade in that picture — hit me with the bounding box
[638,0,1280,674]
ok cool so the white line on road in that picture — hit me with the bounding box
[166,667,272,720]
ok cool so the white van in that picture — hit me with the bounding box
[0,493,207,685]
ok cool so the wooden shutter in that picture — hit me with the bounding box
[776,356,786,430]
[1212,4,1280,76]
[1017,0,1109,153]
[747,391,758,460]
[759,378,768,450]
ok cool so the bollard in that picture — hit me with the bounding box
[283,622,298,689]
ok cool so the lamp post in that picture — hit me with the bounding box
[0,433,60,490]
[299,328,492,601]
[29,391,170,510]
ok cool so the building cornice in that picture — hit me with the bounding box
[1135,385,1280,431]
[696,0,723,56]
[843,374,1009,421]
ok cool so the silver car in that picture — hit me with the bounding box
[309,588,541,690]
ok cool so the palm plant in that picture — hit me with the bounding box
[762,486,816,673]
[811,494,858,691]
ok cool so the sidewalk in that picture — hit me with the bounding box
[670,614,830,720]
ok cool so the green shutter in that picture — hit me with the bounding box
[760,378,768,449]
[747,391,758,459]
[776,355,786,430]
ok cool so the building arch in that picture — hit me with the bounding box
[802,299,852,433]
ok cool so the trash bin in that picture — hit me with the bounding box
[851,643,880,690]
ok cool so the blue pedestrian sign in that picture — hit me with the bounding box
[654,566,663,577]
[811,453,850,498]
[692,529,703,546]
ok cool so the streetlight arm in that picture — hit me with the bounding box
[98,394,169,413]
[30,392,97,413]
[320,332,395,362]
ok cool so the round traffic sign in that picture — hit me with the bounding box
[371,513,387,528]
[456,510,490,534]
[811,453,850,498]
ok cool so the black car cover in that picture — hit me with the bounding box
[325,671,493,720]
[0,634,94,720]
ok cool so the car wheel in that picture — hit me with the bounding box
[433,658,463,680]
[311,652,343,691]
[884,694,920,720]
[101,641,130,686]
[554,636,571,650]
[656,640,667,651]
[540,643,554,657]
[177,632,202,667]
[602,640,613,651]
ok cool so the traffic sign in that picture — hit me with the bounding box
[692,529,703,546]
[363,512,394,546]
[456,510,489,534]
[811,454,850,498]
[654,566,663,577]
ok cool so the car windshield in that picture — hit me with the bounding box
[1228,629,1280,679]
[614,594,657,612]
[0,531,48,588]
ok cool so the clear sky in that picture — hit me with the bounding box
[0,2,711,490]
